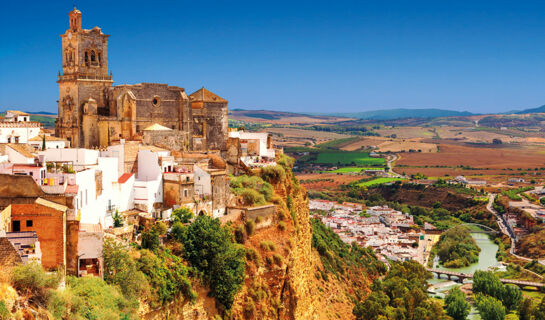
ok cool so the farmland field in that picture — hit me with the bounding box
[356,177,405,187]
[327,167,385,173]
[312,152,385,166]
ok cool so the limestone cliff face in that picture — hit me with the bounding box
[228,167,365,320]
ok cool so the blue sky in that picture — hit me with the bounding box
[2,0,545,114]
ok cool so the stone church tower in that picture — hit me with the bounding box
[55,8,228,151]
[55,7,113,148]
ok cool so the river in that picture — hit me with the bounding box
[427,232,501,320]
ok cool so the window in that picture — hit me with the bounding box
[151,95,161,107]
[91,51,96,62]
[184,189,188,198]
[26,220,33,227]
[12,220,20,232]
[85,52,88,62]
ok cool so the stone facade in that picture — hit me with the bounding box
[55,8,228,151]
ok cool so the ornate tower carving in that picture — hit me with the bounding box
[55,7,113,148]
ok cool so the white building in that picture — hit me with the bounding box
[0,122,41,144]
[28,135,68,150]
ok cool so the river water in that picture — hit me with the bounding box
[427,232,501,320]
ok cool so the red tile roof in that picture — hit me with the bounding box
[118,173,133,184]
[11,203,62,216]
[64,184,78,194]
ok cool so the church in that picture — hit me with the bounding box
[55,8,228,151]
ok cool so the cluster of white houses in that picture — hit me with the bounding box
[0,110,277,277]
[310,200,421,262]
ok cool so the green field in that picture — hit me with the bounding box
[311,152,385,166]
[327,167,385,173]
[356,177,405,187]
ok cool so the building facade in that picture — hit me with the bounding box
[55,8,228,151]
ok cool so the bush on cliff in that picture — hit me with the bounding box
[48,276,135,320]
[10,263,60,304]
[179,215,245,310]
[261,165,286,183]
[311,218,386,277]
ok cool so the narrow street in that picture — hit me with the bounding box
[486,193,545,266]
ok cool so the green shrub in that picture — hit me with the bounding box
[278,221,286,231]
[141,227,161,251]
[260,241,276,251]
[261,165,286,183]
[241,189,266,206]
[170,222,187,242]
[113,210,123,228]
[10,263,60,303]
[0,301,10,320]
[180,216,246,310]
[245,220,256,236]
[272,254,283,266]
[136,249,196,307]
[255,216,263,224]
[277,154,294,169]
[172,207,194,223]
[48,276,135,320]
[235,225,246,244]
[245,248,260,265]
[103,239,150,304]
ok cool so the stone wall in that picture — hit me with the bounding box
[143,130,189,151]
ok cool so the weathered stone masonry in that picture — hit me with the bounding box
[55,8,228,152]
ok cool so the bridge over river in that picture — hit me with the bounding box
[427,268,544,290]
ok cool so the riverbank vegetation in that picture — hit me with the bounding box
[433,225,481,268]
[353,260,450,320]
[473,270,522,319]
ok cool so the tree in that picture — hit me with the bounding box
[518,298,535,320]
[476,294,506,320]
[171,207,193,224]
[180,215,245,310]
[535,296,545,320]
[473,270,521,311]
[103,239,150,303]
[42,135,46,150]
[141,227,160,251]
[445,286,470,320]
[502,284,522,311]
[113,210,123,228]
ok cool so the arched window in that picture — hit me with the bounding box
[91,51,96,62]
[98,52,101,63]
[84,51,88,62]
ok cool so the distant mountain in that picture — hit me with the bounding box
[514,105,545,115]
[320,108,475,120]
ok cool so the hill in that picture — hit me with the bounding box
[324,108,475,120]
[515,104,545,115]
[229,109,352,125]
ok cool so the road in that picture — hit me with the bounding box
[386,154,404,178]
[486,193,545,266]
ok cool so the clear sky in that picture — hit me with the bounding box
[2,0,545,114]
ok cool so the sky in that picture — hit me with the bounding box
[2,0,545,114]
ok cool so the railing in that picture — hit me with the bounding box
[58,73,113,81]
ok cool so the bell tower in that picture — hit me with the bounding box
[55,7,113,148]
[69,7,81,31]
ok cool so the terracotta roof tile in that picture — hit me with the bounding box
[189,87,228,103]
[7,144,35,159]
[0,237,23,267]
[118,173,133,184]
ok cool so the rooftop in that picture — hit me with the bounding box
[189,87,228,103]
